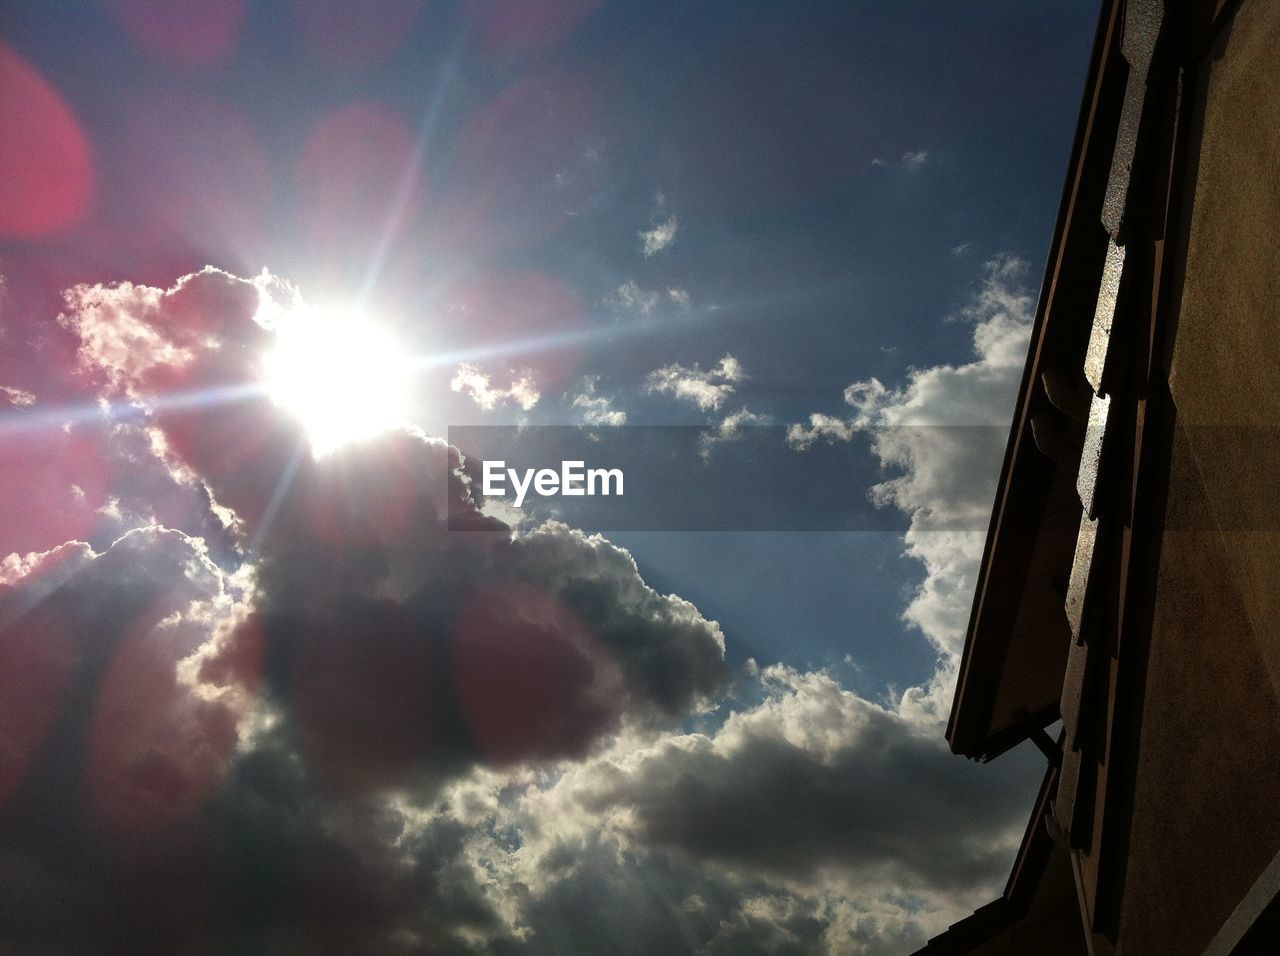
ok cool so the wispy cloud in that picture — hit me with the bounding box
[450,363,540,411]
[699,406,769,459]
[608,280,661,317]
[645,353,744,411]
[607,281,693,317]
[901,149,928,170]
[571,376,627,426]
[640,215,679,257]
[786,412,858,450]
[871,149,929,171]
[1,385,36,407]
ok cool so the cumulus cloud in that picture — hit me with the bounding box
[640,214,679,257]
[0,262,1037,953]
[392,664,1031,953]
[0,526,253,821]
[645,353,744,411]
[571,376,627,426]
[0,264,744,950]
[39,269,729,758]
[451,363,541,411]
[789,254,1034,660]
[668,286,691,309]
[555,666,1024,882]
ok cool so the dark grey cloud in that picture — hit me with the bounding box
[0,265,1037,954]
[397,665,1033,953]
[63,269,729,801]
[563,668,1026,889]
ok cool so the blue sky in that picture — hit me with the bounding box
[0,2,1097,951]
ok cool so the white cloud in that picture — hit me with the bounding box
[451,363,541,411]
[645,353,744,411]
[59,279,193,393]
[640,215,679,257]
[608,281,693,317]
[15,261,1040,954]
[902,149,928,170]
[1,385,35,407]
[870,150,929,171]
[786,412,858,450]
[789,254,1034,662]
[571,376,627,426]
[699,406,769,459]
[607,279,661,317]
[404,663,1031,953]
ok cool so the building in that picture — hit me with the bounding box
[918,0,1280,951]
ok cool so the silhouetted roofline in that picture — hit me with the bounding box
[947,0,1122,760]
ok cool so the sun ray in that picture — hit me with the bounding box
[0,382,267,438]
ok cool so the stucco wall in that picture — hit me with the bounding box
[1116,3,1280,948]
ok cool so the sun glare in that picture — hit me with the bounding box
[263,310,412,454]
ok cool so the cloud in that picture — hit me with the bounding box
[0,265,743,949]
[394,664,1031,953]
[550,665,1026,886]
[0,262,1036,953]
[870,150,929,171]
[49,267,728,765]
[607,281,693,317]
[640,215,679,257]
[1,385,35,407]
[451,363,541,411]
[699,406,769,459]
[571,376,627,426]
[789,254,1034,661]
[901,149,928,170]
[60,280,198,392]
[607,279,661,317]
[645,353,744,411]
[0,526,254,822]
[786,412,858,450]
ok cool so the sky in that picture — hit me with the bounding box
[0,2,1098,952]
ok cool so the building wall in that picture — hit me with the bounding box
[1114,2,1280,951]
[1164,0,1280,701]
[1116,427,1280,954]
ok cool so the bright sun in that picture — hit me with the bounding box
[263,309,412,454]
